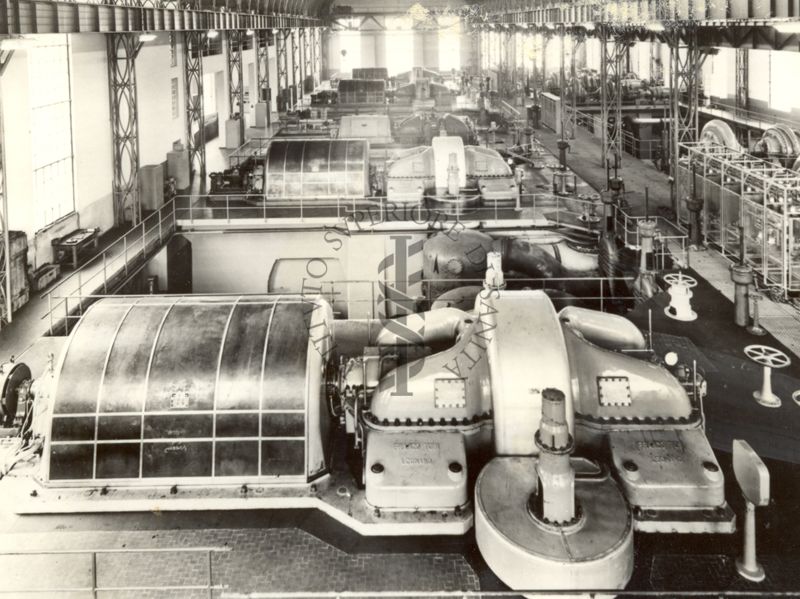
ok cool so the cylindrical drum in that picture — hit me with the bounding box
[43,295,333,484]
[264,139,370,199]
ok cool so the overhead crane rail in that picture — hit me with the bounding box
[1,0,320,35]
[477,0,800,50]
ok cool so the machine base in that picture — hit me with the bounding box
[633,504,736,533]
[754,390,782,408]
[736,558,766,583]
[2,466,472,537]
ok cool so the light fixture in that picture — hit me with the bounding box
[773,21,800,33]
[138,33,157,42]
[246,28,255,36]
[646,22,665,32]
[207,29,219,39]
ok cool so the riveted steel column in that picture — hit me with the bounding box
[559,25,566,137]
[736,47,748,114]
[0,50,13,327]
[107,33,141,226]
[184,31,206,189]
[276,28,289,112]
[600,26,624,181]
[669,29,706,212]
[297,27,305,100]
[312,26,322,87]
[290,28,299,107]
[256,29,271,127]
[303,27,312,94]
[227,29,245,143]
[566,34,584,141]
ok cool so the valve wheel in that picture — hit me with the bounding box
[663,272,698,288]
[744,344,791,369]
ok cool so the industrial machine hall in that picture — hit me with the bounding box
[6,0,800,596]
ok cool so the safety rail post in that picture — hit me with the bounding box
[102,252,108,294]
[600,278,604,312]
[48,295,54,335]
[141,220,146,261]
[158,206,163,242]
[207,549,213,599]
[91,552,98,599]
[226,194,231,223]
[123,234,128,275]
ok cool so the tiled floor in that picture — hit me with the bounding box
[0,527,479,598]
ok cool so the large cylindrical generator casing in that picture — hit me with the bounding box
[42,295,333,485]
[264,139,370,199]
[337,79,386,104]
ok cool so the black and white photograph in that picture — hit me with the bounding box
[0,1,799,596]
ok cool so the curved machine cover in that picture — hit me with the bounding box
[44,296,332,484]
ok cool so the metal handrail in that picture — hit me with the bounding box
[42,199,177,334]
[0,546,230,598]
[40,189,689,331]
[172,192,604,230]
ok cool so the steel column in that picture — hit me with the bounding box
[256,29,271,127]
[669,29,707,211]
[562,32,583,141]
[297,27,306,100]
[309,27,317,87]
[303,27,313,95]
[184,31,206,189]
[650,40,663,84]
[290,28,299,108]
[600,27,624,181]
[559,26,566,137]
[0,50,13,328]
[227,29,245,144]
[107,33,141,226]
[276,28,288,112]
[736,47,749,114]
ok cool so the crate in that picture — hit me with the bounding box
[30,263,60,292]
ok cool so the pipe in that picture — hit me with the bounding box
[375,307,472,346]
[558,306,646,351]
[499,237,599,277]
[533,388,575,525]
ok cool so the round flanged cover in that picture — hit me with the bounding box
[475,457,633,596]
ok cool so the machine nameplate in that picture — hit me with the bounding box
[434,378,467,409]
[597,376,632,406]
[393,441,440,466]
[169,391,190,409]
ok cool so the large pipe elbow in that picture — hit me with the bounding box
[375,307,472,346]
[497,238,598,278]
[558,306,646,351]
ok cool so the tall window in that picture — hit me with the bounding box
[438,16,461,72]
[385,17,414,76]
[28,37,75,231]
[770,50,799,113]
